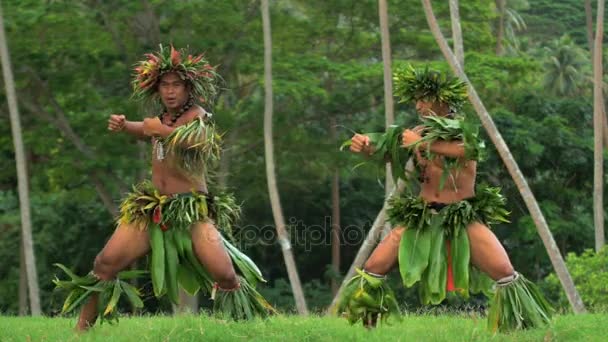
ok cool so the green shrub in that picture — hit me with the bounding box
[543,247,608,312]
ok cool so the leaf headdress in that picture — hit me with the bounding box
[393,64,468,110]
[132,44,220,106]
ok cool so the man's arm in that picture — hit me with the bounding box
[402,128,466,159]
[124,121,148,139]
[108,114,147,140]
[426,140,465,158]
[142,109,209,139]
[142,117,175,138]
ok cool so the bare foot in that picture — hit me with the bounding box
[74,320,94,333]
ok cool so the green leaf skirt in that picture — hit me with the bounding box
[386,185,552,331]
[387,185,509,304]
[53,181,275,324]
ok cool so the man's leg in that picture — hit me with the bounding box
[76,223,150,331]
[190,221,239,290]
[466,222,514,280]
[467,221,552,331]
[363,227,405,275]
[340,226,405,328]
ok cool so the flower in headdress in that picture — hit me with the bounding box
[170,46,181,65]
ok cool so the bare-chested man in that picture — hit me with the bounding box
[54,46,273,331]
[336,66,552,332]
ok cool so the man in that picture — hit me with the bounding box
[336,65,552,332]
[54,45,274,331]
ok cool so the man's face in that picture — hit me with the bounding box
[158,72,189,111]
[415,100,449,117]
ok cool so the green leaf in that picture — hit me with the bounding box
[177,262,201,296]
[164,230,180,304]
[425,217,447,304]
[117,270,148,280]
[450,230,470,298]
[63,289,94,314]
[103,280,122,316]
[121,281,144,309]
[399,227,432,287]
[149,223,166,297]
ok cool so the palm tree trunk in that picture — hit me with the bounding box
[261,0,309,315]
[603,109,608,148]
[19,243,28,315]
[330,117,341,295]
[330,170,341,294]
[421,0,587,314]
[0,1,41,315]
[585,0,594,54]
[593,0,605,252]
[583,0,608,149]
[449,0,464,68]
[495,0,506,55]
[379,0,394,238]
[379,0,394,129]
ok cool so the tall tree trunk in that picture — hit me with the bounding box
[585,0,595,54]
[378,0,394,237]
[330,117,341,295]
[593,0,605,252]
[584,0,608,149]
[449,0,464,68]
[421,0,587,314]
[0,1,41,315]
[603,109,608,148]
[495,0,506,55]
[19,243,28,315]
[261,0,309,315]
[136,0,159,182]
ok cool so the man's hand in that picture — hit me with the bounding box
[108,114,126,132]
[350,133,373,154]
[143,117,164,136]
[402,126,424,147]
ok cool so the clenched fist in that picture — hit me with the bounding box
[350,133,373,155]
[108,114,126,132]
[402,126,424,147]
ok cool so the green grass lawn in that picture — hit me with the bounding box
[1,314,607,341]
